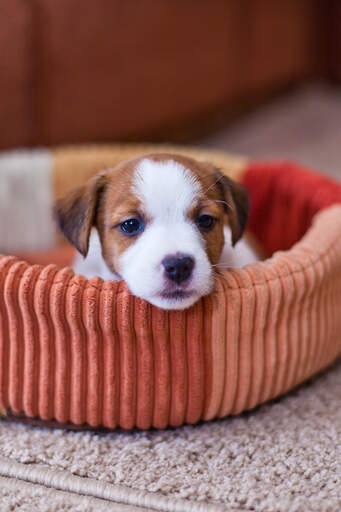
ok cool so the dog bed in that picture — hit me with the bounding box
[0,145,340,430]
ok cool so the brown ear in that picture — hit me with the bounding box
[216,173,250,246]
[54,172,107,257]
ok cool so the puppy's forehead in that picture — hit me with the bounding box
[133,158,202,218]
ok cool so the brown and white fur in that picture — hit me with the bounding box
[54,153,258,310]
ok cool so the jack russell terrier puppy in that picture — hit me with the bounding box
[55,153,258,310]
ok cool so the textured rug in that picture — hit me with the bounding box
[1,84,341,511]
[0,359,340,511]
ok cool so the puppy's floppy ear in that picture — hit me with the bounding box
[54,172,107,257]
[216,173,250,246]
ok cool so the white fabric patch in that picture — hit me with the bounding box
[0,149,55,253]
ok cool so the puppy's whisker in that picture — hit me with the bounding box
[212,199,232,210]
[212,263,231,269]
[203,174,224,194]
[200,198,232,211]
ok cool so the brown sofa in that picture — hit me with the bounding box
[0,0,326,149]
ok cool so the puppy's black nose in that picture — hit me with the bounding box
[162,255,195,284]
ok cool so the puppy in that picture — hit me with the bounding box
[54,153,258,310]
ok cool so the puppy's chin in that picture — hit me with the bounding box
[147,290,203,311]
[125,275,214,311]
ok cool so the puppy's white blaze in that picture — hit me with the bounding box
[119,159,213,310]
[133,158,202,222]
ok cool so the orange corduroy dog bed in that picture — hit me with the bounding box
[0,145,341,430]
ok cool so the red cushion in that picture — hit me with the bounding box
[242,162,341,256]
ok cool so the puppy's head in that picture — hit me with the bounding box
[54,154,249,310]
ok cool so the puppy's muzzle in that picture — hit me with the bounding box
[162,254,195,284]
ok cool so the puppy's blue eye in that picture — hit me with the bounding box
[197,214,216,231]
[120,218,143,235]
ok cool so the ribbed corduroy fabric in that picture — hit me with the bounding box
[0,151,340,430]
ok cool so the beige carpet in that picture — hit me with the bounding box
[0,359,340,511]
[1,84,341,511]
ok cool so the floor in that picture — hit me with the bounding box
[197,83,341,181]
